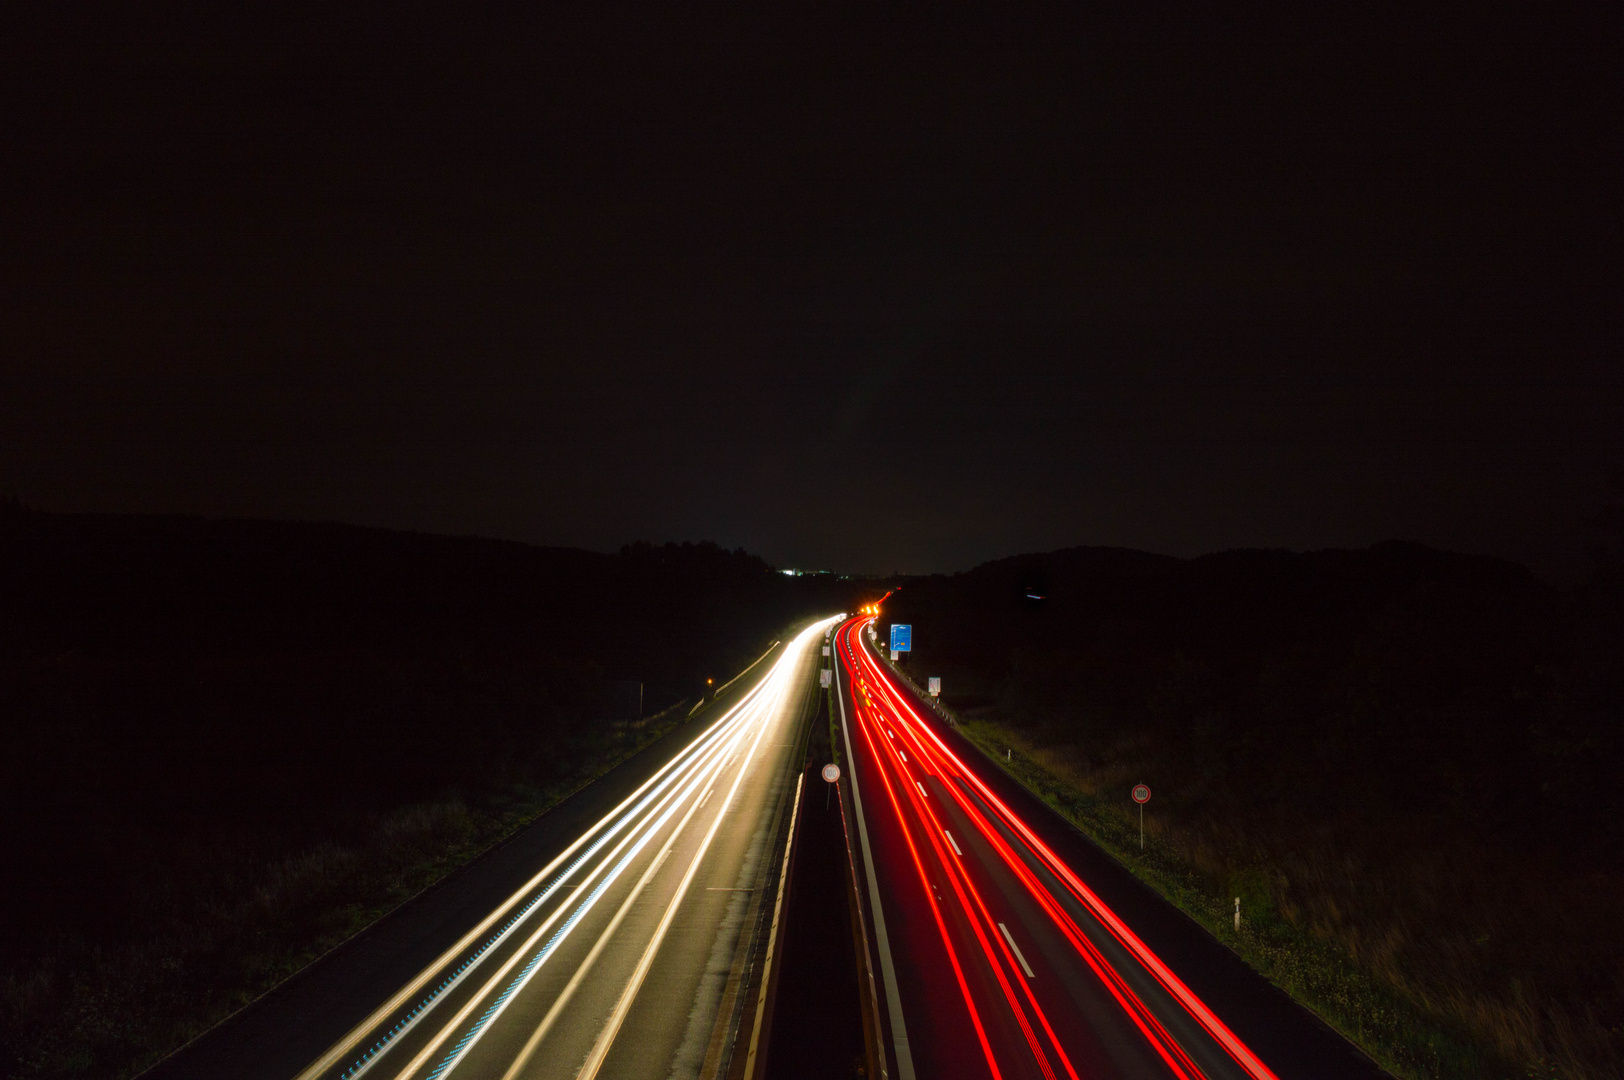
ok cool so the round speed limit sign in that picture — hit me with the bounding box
[821,764,841,783]
[1131,784,1151,804]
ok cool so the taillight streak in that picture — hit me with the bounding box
[860,649,1200,1079]
[863,692,1080,1080]
[851,643,1085,1080]
[858,634,1278,1080]
[839,623,1006,1080]
[847,623,1088,1080]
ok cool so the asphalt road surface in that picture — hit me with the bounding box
[147,616,837,1080]
[832,615,1389,1080]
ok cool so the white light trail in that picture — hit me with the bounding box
[299,617,834,1080]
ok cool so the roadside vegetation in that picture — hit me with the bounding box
[0,507,851,1079]
[885,513,1624,1079]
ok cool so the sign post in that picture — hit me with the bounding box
[1131,784,1152,850]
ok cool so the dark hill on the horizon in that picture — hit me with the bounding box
[0,508,853,1079]
[882,540,1624,1076]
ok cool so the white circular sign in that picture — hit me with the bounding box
[821,763,841,783]
[1132,784,1151,804]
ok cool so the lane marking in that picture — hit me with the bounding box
[837,641,915,1080]
[944,830,962,856]
[999,923,1036,979]
[916,781,927,798]
[849,634,1001,1079]
[899,751,906,762]
[859,643,1066,1080]
[743,772,805,1077]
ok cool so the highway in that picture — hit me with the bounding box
[149,616,836,1080]
[831,614,1370,1080]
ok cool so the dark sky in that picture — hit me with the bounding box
[2,10,1619,574]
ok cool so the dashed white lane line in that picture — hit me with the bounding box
[999,922,1036,978]
[944,829,962,856]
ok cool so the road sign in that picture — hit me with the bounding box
[819,669,831,688]
[890,624,912,652]
[927,677,941,697]
[821,763,841,783]
[822,644,830,656]
[1132,784,1151,804]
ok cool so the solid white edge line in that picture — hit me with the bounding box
[837,636,917,1080]
[998,923,1036,979]
[742,770,804,1077]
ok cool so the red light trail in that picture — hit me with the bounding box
[834,615,1279,1080]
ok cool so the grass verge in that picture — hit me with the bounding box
[2,702,692,1080]
[951,716,1547,1080]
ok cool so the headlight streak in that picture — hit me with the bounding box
[413,617,834,1080]
[385,698,767,1080]
[573,619,829,1080]
[348,714,748,1080]
[422,733,732,1080]
[388,696,765,1080]
[854,621,1280,1080]
[498,619,824,1080]
[300,620,822,1080]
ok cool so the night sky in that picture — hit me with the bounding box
[2,10,1619,574]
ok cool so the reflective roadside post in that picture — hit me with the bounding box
[822,762,840,810]
[1132,783,1152,850]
